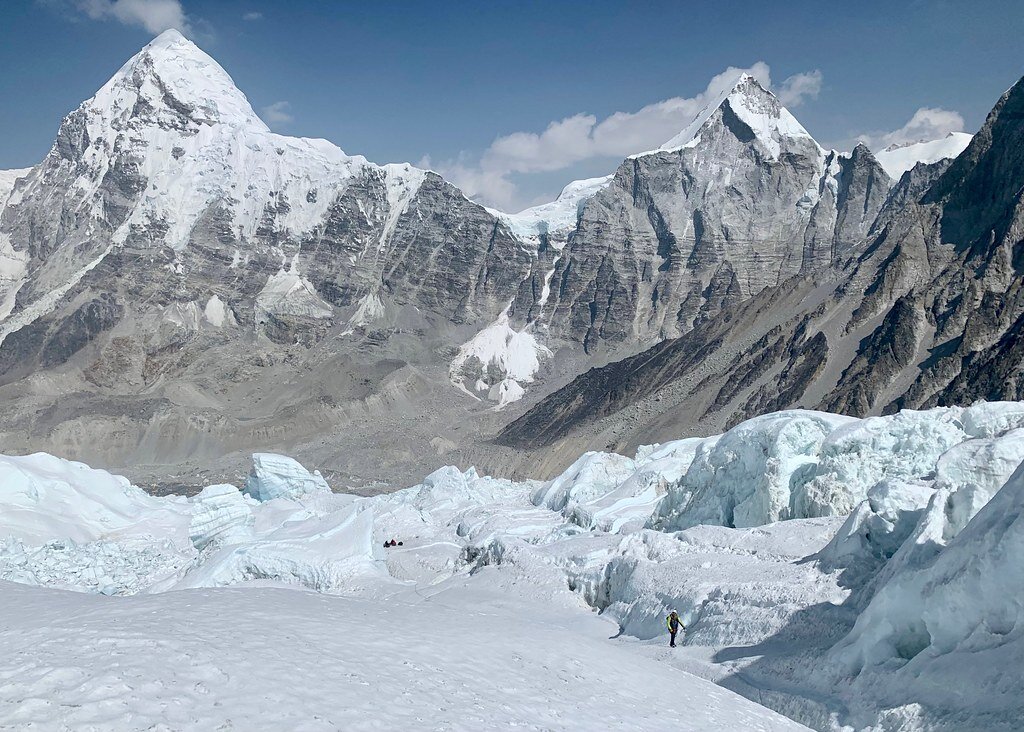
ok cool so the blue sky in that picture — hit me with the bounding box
[1,0,1022,211]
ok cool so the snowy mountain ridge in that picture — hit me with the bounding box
[488,174,614,244]
[874,131,974,179]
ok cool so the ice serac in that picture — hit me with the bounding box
[0,453,189,546]
[518,74,892,350]
[2,402,1024,729]
[244,453,331,502]
[652,410,855,530]
[177,503,380,592]
[189,483,254,549]
[826,458,1024,723]
[820,402,1024,581]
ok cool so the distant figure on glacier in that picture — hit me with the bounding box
[666,611,685,648]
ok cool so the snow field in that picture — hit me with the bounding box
[874,133,974,179]
[0,578,808,731]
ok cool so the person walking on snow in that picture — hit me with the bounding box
[666,611,685,647]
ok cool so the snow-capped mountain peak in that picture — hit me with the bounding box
[656,72,815,157]
[28,31,438,254]
[87,28,268,134]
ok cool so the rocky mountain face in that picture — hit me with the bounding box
[0,31,545,487]
[0,31,534,345]
[0,31,984,488]
[499,77,1024,465]
[508,76,892,353]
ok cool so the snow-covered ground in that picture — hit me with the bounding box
[0,578,806,731]
[3,402,1024,730]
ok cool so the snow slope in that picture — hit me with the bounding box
[0,578,806,731]
[874,133,973,179]
[449,306,553,407]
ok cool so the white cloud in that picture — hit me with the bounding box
[776,70,823,107]
[432,62,821,211]
[73,0,191,35]
[856,107,966,151]
[260,101,293,128]
[242,11,263,21]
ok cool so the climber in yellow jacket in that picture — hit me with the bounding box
[666,610,685,648]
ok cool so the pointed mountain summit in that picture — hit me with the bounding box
[512,73,891,349]
[658,73,815,158]
[499,73,1024,456]
[84,29,269,134]
[0,31,534,410]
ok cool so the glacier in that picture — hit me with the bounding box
[2,402,1024,729]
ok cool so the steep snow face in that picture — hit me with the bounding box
[449,307,553,407]
[874,132,973,179]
